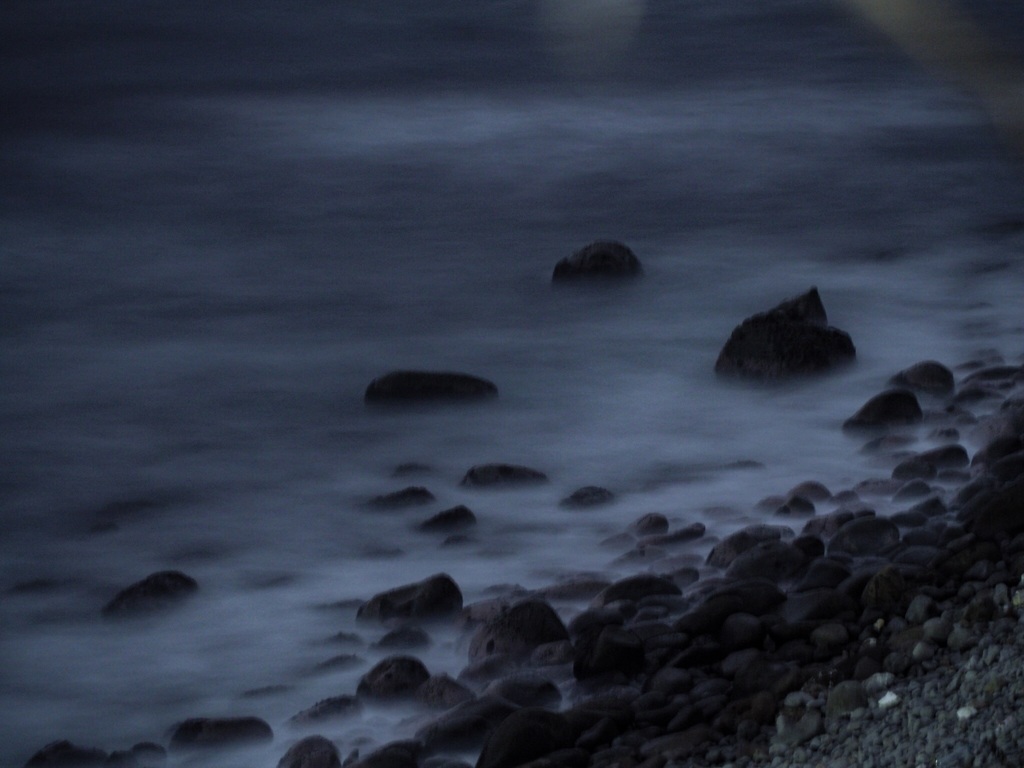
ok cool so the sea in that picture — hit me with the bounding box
[2,1,1023,765]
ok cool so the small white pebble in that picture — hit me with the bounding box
[956,706,977,721]
[878,691,900,709]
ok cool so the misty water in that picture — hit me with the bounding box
[2,1,1024,766]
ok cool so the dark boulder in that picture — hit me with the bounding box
[483,675,562,708]
[468,599,569,662]
[551,241,643,282]
[888,360,955,396]
[725,540,807,582]
[358,573,463,622]
[475,709,575,768]
[828,516,900,556]
[415,696,518,755]
[277,735,342,768]
[964,478,1024,538]
[368,486,435,509]
[707,525,788,569]
[589,574,681,610]
[357,656,431,700]
[628,512,669,536]
[416,674,476,709]
[365,371,498,403]
[559,486,615,509]
[714,287,855,380]
[843,389,922,430]
[101,570,198,618]
[461,464,548,487]
[23,741,106,767]
[419,505,477,533]
[350,741,421,768]
[573,625,645,680]
[169,717,273,750]
[375,626,431,650]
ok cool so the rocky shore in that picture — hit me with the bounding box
[21,291,1024,768]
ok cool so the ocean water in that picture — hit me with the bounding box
[2,1,1024,765]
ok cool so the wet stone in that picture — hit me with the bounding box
[419,505,477,532]
[23,741,107,767]
[101,570,198,618]
[552,240,643,282]
[290,696,362,725]
[889,360,955,396]
[843,389,923,430]
[169,717,273,750]
[368,486,436,509]
[357,656,430,700]
[358,573,463,623]
[629,513,669,536]
[461,464,548,487]
[560,486,615,509]
[277,735,342,768]
[365,371,498,403]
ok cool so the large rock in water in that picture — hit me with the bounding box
[23,741,107,767]
[552,240,643,282]
[101,570,198,618]
[365,371,498,403]
[169,717,273,750]
[357,573,463,622]
[714,287,855,380]
[468,599,569,661]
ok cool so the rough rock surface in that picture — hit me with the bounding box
[714,287,855,380]
[551,240,643,282]
[365,371,498,403]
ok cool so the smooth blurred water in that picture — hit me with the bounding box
[2,1,1024,765]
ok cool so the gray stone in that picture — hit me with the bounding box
[825,680,867,718]
[23,741,107,767]
[559,486,615,509]
[419,505,477,532]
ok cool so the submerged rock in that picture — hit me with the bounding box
[368,486,436,509]
[843,389,922,430]
[559,486,615,508]
[358,573,463,622]
[365,371,498,403]
[714,287,855,380]
[419,505,477,532]
[23,741,107,767]
[289,696,362,725]
[101,570,198,618]
[551,240,643,282]
[169,717,273,750]
[460,464,548,487]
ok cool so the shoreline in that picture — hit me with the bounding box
[21,352,1024,768]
